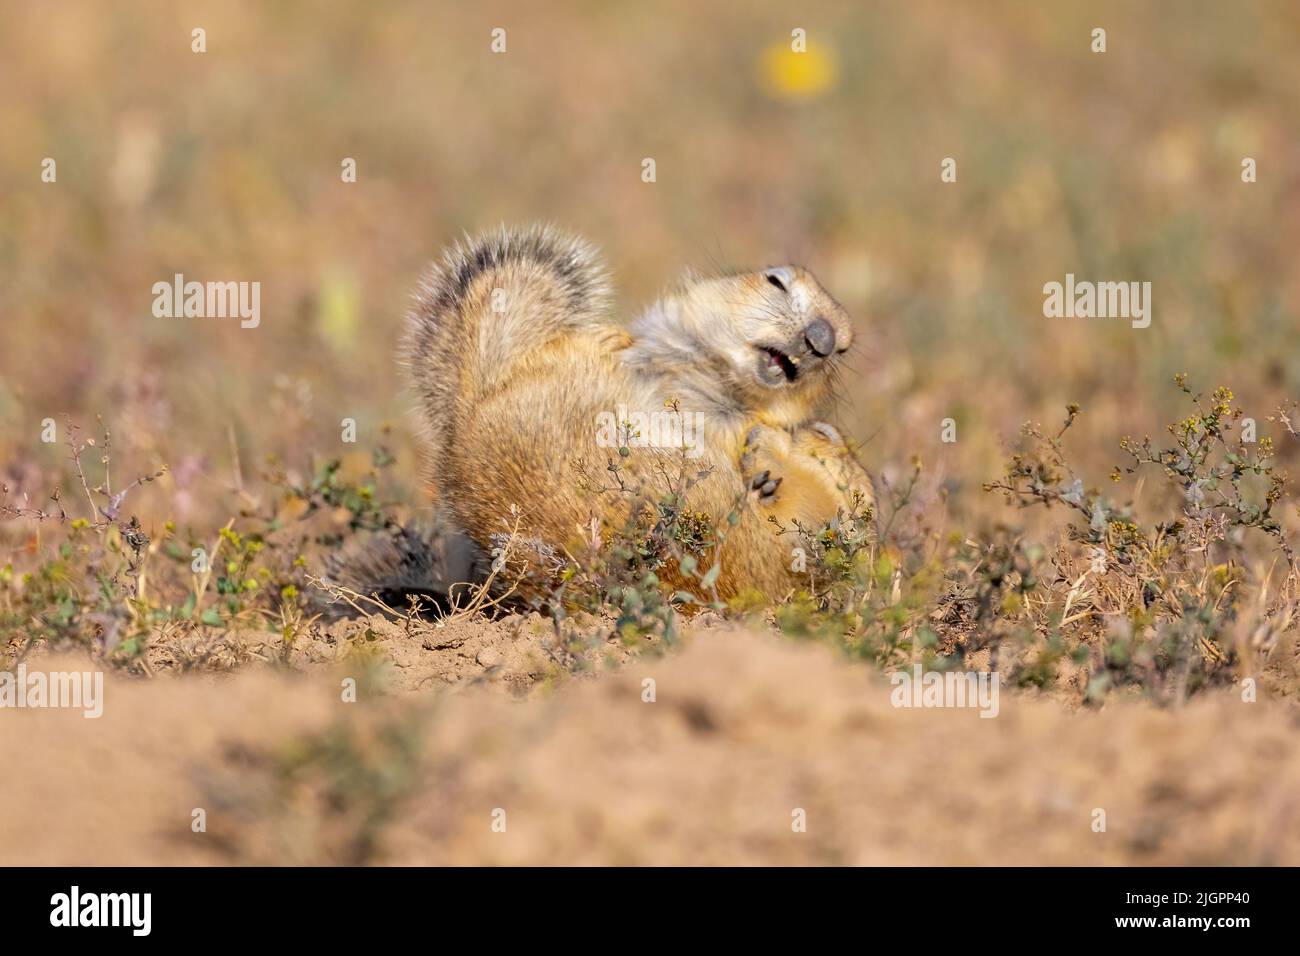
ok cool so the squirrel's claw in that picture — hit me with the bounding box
[749,470,783,501]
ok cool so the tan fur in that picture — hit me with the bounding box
[403,225,872,602]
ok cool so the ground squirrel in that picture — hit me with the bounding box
[396,225,872,604]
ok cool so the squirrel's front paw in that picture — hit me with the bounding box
[741,425,791,507]
[793,420,874,511]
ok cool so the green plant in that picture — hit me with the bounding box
[983,378,1298,703]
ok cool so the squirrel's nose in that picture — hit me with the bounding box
[804,317,836,357]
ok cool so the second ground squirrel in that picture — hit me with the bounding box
[402,224,872,602]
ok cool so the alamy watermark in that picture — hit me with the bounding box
[152,273,261,328]
[50,886,150,936]
[1043,273,1151,329]
[595,404,705,458]
[0,664,103,718]
[890,664,1000,718]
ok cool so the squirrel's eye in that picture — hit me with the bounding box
[765,270,788,292]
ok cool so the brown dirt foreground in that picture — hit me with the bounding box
[2,628,1299,866]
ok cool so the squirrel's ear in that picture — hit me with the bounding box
[763,267,794,292]
[803,422,845,446]
[601,328,635,351]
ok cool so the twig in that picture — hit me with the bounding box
[66,418,100,524]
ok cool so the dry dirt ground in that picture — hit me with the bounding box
[2,619,1298,866]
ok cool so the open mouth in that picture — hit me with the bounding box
[759,346,800,384]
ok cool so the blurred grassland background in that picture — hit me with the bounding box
[2,0,1299,536]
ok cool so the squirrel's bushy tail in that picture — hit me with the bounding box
[401,224,612,487]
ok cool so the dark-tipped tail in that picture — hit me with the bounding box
[312,518,489,620]
[400,225,612,486]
